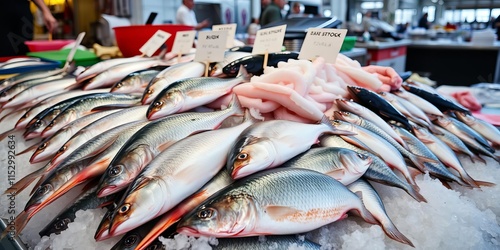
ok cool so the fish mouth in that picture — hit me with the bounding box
[176,226,200,236]
[146,110,160,120]
[24,131,40,140]
[97,185,117,198]
[94,226,111,241]
[231,163,249,180]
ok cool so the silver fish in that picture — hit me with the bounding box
[454,111,500,146]
[431,125,481,163]
[141,61,205,104]
[347,179,414,247]
[392,89,444,117]
[319,135,426,203]
[77,56,153,83]
[281,147,372,185]
[96,96,244,197]
[336,98,407,148]
[110,67,166,94]
[227,116,351,180]
[0,74,66,103]
[108,113,254,236]
[177,168,377,237]
[146,66,249,120]
[213,236,321,250]
[40,93,140,138]
[392,125,469,186]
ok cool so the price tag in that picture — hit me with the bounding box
[252,24,287,55]
[194,30,227,63]
[212,23,237,48]
[171,30,197,55]
[139,30,171,57]
[298,28,347,63]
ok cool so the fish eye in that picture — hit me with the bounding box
[34,120,42,128]
[118,204,130,214]
[58,146,67,153]
[237,153,248,160]
[54,218,70,230]
[146,89,153,95]
[47,122,54,128]
[153,101,163,108]
[197,208,215,219]
[357,153,369,160]
[109,165,123,177]
[124,234,138,247]
[115,83,122,88]
[38,184,51,195]
[39,142,47,150]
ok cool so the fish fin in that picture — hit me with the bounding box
[380,220,415,247]
[236,65,252,82]
[265,205,302,220]
[440,179,453,190]
[4,167,45,196]
[227,93,245,117]
[324,169,346,180]
[408,167,423,185]
[473,180,496,188]
[408,184,427,203]
[323,116,356,136]
[157,141,175,153]
[407,152,439,171]
[353,203,378,225]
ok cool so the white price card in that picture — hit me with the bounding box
[212,23,237,48]
[194,30,228,63]
[252,24,287,55]
[139,30,171,57]
[298,28,348,63]
[171,30,197,55]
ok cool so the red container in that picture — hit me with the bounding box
[25,40,75,52]
[114,24,195,57]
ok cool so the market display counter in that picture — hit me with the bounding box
[406,40,500,86]
[355,40,411,73]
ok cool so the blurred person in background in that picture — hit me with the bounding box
[260,0,287,26]
[259,0,271,23]
[0,0,57,56]
[418,13,430,29]
[176,0,210,30]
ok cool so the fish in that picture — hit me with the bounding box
[43,105,149,171]
[0,73,66,104]
[333,111,435,174]
[347,86,412,131]
[96,96,244,197]
[39,93,140,138]
[76,56,153,83]
[177,168,377,237]
[0,67,68,92]
[141,61,205,105]
[28,109,121,163]
[335,98,407,148]
[146,66,249,120]
[392,89,444,117]
[212,236,322,250]
[431,125,483,163]
[134,169,235,250]
[412,126,494,188]
[402,84,470,114]
[392,125,470,187]
[280,147,372,185]
[209,51,251,77]
[108,112,254,236]
[39,184,118,237]
[94,205,117,241]
[434,116,498,162]
[346,179,414,247]
[319,135,426,203]
[390,93,442,134]
[222,51,299,76]
[14,89,111,131]
[226,116,353,180]
[330,119,418,186]
[83,59,170,90]
[110,218,166,250]
[454,111,500,147]
[2,76,79,108]
[110,66,168,94]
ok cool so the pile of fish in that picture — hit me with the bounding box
[0,47,498,250]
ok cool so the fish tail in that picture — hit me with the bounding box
[472,154,486,164]
[0,211,30,240]
[380,220,415,247]
[473,179,496,188]
[0,128,16,141]
[407,184,427,203]
[355,203,377,225]
[407,153,439,172]
[4,167,44,196]
[459,171,480,188]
